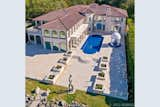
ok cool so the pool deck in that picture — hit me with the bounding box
[26,34,128,100]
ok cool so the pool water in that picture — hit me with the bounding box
[81,35,104,54]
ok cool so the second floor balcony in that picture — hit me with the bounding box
[26,26,42,36]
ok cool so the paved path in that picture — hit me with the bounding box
[26,34,128,100]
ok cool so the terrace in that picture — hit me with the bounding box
[27,26,42,36]
[26,33,128,100]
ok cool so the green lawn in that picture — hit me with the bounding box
[125,18,135,102]
[26,79,131,107]
[26,79,110,107]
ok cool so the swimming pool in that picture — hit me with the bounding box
[81,35,104,54]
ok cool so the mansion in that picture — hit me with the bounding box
[26,3,128,52]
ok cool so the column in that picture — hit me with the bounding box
[50,30,53,51]
[50,42,53,51]
[28,34,31,43]
[34,35,36,44]
[43,38,46,49]
[35,21,37,27]
[40,20,43,26]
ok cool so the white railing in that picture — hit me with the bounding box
[27,26,42,35]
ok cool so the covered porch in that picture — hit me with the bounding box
[26,27,42,44]
[69,24,88,50]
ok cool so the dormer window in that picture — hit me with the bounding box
[37,21,41,26]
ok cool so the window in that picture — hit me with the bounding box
[30,35,34,41]
[103,24,105,30]
[59,31,66,39]
[60,42,66,52]
[52,31,58,38]
[115,17,120,22]
[53,43,59,51]
[44,30,50,37]
[111,26,114,31]
[37,21,41,26]
[121,18,123,22]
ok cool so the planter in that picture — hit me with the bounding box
[48,75,55,79]
[97,72,105,80]
[55,65,62,69]
[99,63,107,70]
[51,65,64,72]
[102,56,108,62]
[95,84,103,90]
[64,51,72,57]
[93,83,104,94]
[58,57,71,64]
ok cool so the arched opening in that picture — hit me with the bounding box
[59,31,66,39]
[96,23,102,30]
[45,42,51,49]
[44,29,50,37]
[36,36,41,44]
[53,43,59,51]
[52,31,58,38]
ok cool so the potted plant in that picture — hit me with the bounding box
[56,65,62,69]
[97,72,105,80]
[48,75,55,79]
[102,56,108,62]
[95,84,103,90]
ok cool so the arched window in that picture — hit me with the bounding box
[52,31,58,38]
[59,31,66,39]
[44,29,50,37]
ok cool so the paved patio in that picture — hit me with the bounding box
[25,44,64,80]
[26,34,128,100]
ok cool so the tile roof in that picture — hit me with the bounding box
[33,5,87,21]
[34,3,128,30]
[87,3,128,17]
[39,12,85,30]
[33,9,67,21]
[39,18,67,31]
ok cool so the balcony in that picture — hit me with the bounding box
[27,26,42,36]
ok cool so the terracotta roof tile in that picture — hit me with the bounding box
[39,12,85,30]
[35,3,128,30]
[39,19,67,30]
[33,5,87,21]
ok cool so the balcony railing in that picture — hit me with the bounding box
[27,26,42,35]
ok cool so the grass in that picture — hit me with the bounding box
[26,79,132,107]
[26,79,110,107]
[125,18,135,103]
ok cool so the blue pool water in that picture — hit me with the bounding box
[81,35,104,54]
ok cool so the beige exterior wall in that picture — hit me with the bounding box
[42,29,67,52]
[28,11,127,52]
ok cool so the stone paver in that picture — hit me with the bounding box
[26,34,128,100]
[26,44,64,80]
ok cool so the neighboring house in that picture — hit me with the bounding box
[26,3,128,52]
